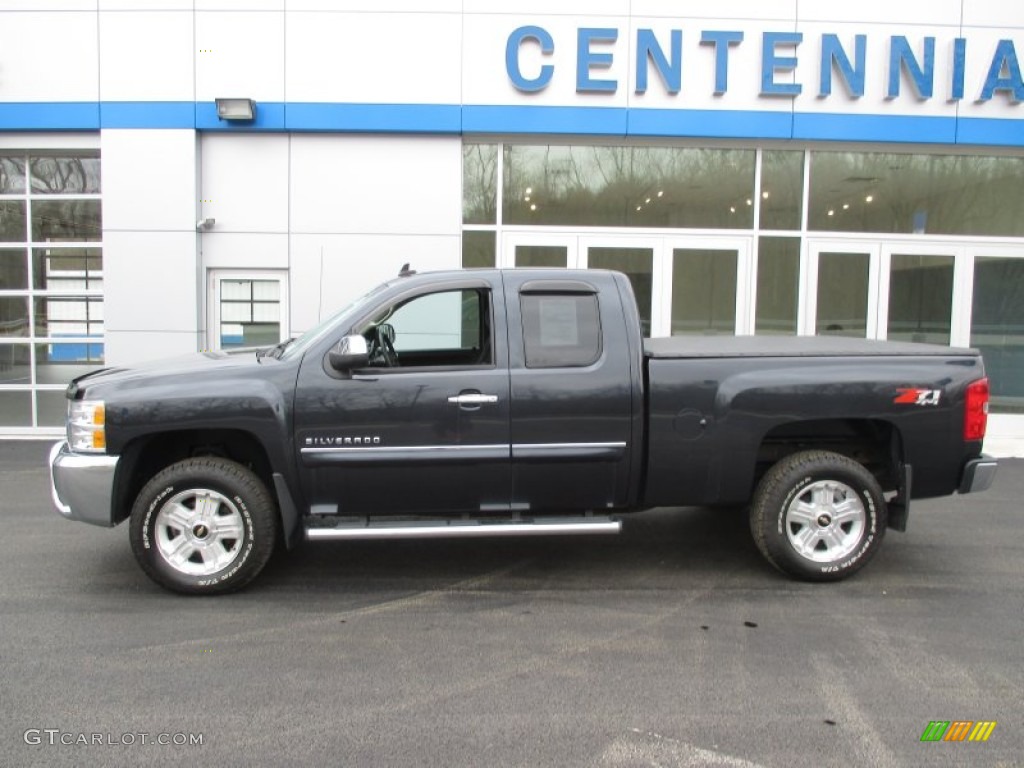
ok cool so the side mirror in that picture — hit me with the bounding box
[328,335,369,371]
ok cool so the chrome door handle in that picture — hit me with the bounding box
[447,394,499,405]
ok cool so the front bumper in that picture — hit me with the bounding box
[48,441,120,527]
[959,455,998,494]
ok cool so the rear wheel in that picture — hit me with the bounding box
[750,450,887,581]
[129,457,277,594]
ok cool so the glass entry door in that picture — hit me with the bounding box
[502,233,751,337]
[805,242,881,338]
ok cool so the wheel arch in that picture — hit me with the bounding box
[754,418,905,495]
[113,429,277,526]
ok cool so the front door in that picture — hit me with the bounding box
[294,277,511,515]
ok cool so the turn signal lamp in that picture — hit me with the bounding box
[69,400,106,453]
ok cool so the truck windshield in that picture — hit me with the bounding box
[277,281,391,362]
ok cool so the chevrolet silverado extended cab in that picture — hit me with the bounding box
[50,268,997,594]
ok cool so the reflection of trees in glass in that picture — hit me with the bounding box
[462,145,498,224]
[503,145,755,229]
[809,152,1024,236]
[31,200,101,241]
[30,155,101,194]
[0,157,27,193]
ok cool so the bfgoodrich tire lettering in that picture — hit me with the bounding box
[129,458,277,595]
[750,450,887,582]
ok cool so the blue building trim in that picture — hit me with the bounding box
[627,108,793,139]
[0,102,100,130]
[463,105,628,135]
[285,103,461,133]
[0,101,1021,146]
[792,112,958,144]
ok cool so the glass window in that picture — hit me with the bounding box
[971,257,1024,414]
[887,253,953,345]
[0,391,32,427]
[462,144,498,224]
[504,145,755,229]
[37,389,70,427]
[671,248,738,335]
[462,231,495,269]
[0,156,26,193]
[760,151,803,230]
[520,293,601,368]
[34,296,103,338]
[33,247,102,291]
[31,200,101,242]
[30,155,101,194]
[515,245,567,268]
[808,152,1024,236]
[0,249,28,290]
[35,342,104,385]
[588,247,653,337]
[756,237,800,335]
[365,289,491,366]
[817,251,869,337]
[219,279,281,349]
[0,201,27,241]
[0,344,30,384]
[0,297,29,337]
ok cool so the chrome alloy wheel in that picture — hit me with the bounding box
[784,480,866,563]
[154,488,246,576]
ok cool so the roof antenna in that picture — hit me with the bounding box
[398,263,416,277]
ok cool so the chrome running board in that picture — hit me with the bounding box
[305,516,621,541]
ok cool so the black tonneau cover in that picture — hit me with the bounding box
[643,335,979,359]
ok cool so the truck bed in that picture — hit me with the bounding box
[643,335,980,359]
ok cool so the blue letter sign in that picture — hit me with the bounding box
[506,25,555,92]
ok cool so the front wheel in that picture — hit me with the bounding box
[750,450,887,582]
[129,457,277,594]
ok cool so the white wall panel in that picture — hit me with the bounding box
[290,1,460,10]
[626,18,792,115]
[791,22,962,117]
[630,1,795,22]
[960,27,1024,119]
[289,135,461,236]
[463,13,631,108]
[285,12,462,103]
[0,12,98,101]
[797,0,961,27]
[196,0,282,9]
[288,233,459,334]
[200,233,289,270]
[963,1,1024,28]
[195,11,285,102]
[105,330,201,366]
[102,130,198,232]
[200,134,288,233]
[98,11,194,102]
[99,1,192,9]
[103,232,199,337]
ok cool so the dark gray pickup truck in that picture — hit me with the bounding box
[49,268,997,594]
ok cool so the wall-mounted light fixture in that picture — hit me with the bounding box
[215,98,256,121]
[196,217,216,232]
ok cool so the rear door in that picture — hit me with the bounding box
[503,272,640,512]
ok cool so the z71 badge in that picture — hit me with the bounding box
[894,388,941,406]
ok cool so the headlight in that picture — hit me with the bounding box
[68,400,106,452]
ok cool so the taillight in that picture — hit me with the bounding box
[964,378,989,442]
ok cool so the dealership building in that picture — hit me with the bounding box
[0,1,1022,454]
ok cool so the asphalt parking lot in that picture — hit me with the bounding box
[1,440,1021,768]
